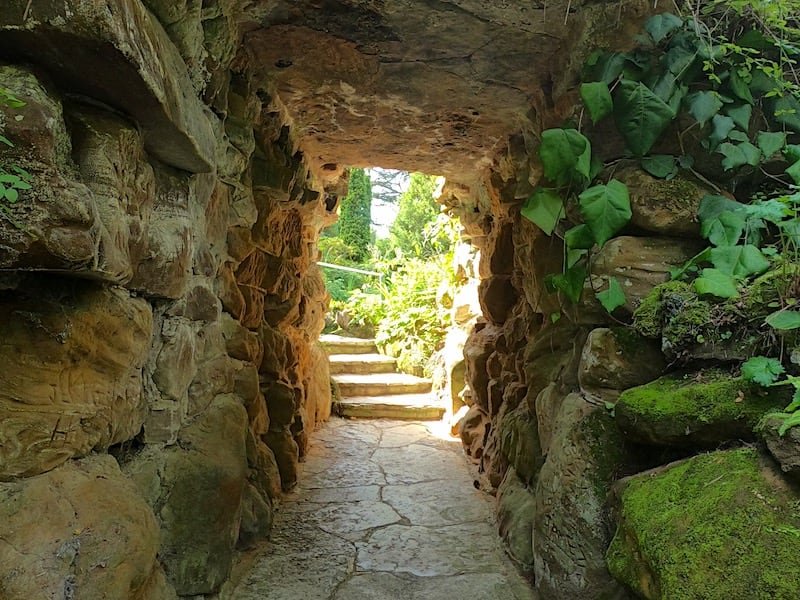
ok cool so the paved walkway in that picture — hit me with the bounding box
[229,418,536,599]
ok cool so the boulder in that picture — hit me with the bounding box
[533,394,635,600]
[607,448,800,599]
[616,167,709,238]
[496,467,536,573]
[578,327,666,400]
[758,414,800,480]
[0,282,153,479]
[0,455,171,599]
[616,370,789,447]
[497,402,543,487]
[126,394,249,595]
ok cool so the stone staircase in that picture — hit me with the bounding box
[321,334,444,420]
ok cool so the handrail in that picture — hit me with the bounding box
[317,261,382,277]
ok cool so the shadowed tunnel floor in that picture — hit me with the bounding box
[228,418,536,599]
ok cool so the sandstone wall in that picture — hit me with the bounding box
[0,2,333,597]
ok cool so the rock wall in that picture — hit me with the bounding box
[0,2,334,597]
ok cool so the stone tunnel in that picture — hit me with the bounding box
[2,1,800,599]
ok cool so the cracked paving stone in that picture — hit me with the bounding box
[228,417,535,599]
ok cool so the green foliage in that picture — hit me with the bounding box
[742,356,786,386]
[389,173,448,259]
[538,128,592,186]
[613,80,675,156]
[520,188,563,235]
[596,277,627,313]
[694,267,739,298]
[338,168,372,262]
[580,82,613,124]
[0,87,30,210]
[578,179,632,246]
[765,309,800,329]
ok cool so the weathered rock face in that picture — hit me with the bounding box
[0,2,335,596]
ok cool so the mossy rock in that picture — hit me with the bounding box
[615,370,789,447]
[607,448,800,599]
[633,267,800,361]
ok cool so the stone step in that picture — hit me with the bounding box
[333,373,432,397]
[328,353,397,375]
[320,334,377,355]
[333,394,445,420]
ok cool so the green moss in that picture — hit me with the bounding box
[616,370,789,446]
[607,448,800,599]
[633,280,696,339]
[579,409,627,498]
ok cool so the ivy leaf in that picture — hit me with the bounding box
[745,199,789,224]
[709,244,770,278]
[614,80,676,156]
[539,129,592,186]
[757,131,786,158]
[785,145,800,163]
[773,95,800,133]
[596,277,626,313]
[584,51,627,84]
[787,160,800,185]
[4,187,19,203]
[694,268,739,298]
[707,115,735,150]
[718,142,761,171]
[645,13,683,44]
[729,69,754,104]
[641,154,678,179]
[687,91,722,125]
[521,188,564,235]
[580,82,613,124]
[766,310,800,330]
[578,179,632,246]
[698,195,746,245]
[567,249,588,268]
[726,104,752,130]
[741,356,785,387]
[545,264,587,304]
[565,224,595,249]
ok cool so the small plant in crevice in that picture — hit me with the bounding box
[0,86,32,221]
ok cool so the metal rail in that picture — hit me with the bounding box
[317,261,382,277]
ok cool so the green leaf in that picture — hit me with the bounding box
[567,248,587,268]
[741,356,785,387]
[613,80,676,156]
[694,268,739,298]
[784,387,800,414]
[787,160,800,185]
[565,224,595,249]
[729,69,754,104]
[584,51,627,84]
[539,129,592,186]
[4,187,19,203]
[578,179,631,246]
[773,95,800,132]
[580,82,613,124]
[645,13,683,44]
[0,135,12,147]
[726,104,752,130]
[707,115,735,149]
[785,145,800,162]
[709,244,770,278]
[521,188,564,235]
[596,277,626,313]
[757,131,786,158]
[687,91,722,125]
[698,195,746,245]
[766,310,800,330]
[718,142,761,171]
[778,411,800,436]
[745,199,789,224]
[545,264,587,304]
[641,154,678,179]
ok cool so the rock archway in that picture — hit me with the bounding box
[4,1,794,599]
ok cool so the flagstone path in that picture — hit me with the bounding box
[227,417,536,599]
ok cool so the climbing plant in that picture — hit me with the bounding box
[522,0,800,319]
